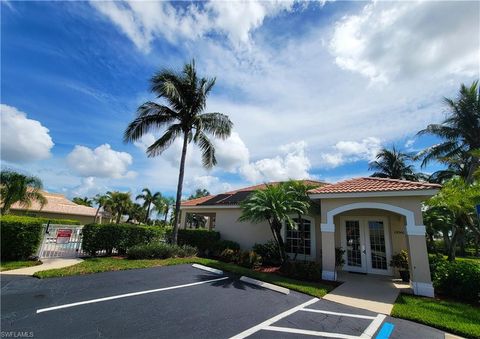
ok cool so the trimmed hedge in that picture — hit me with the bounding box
[2,214,80,225]
[82,223,165,256]
[175,229,221,254]
[430,255,480,303]
[0,215,44,260]
[127,243,198,259]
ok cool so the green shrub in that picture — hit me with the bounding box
[238,250,262,269]
[127,242,197,259]
[431,256,480,303]
[82,223,165,256]
[219,248,240,263]
[280,261,322,281]
[213,240,240,256]
[252,241,281,266]
[0,215,44,260]
[8,214,80,225]
[173,229,220,255]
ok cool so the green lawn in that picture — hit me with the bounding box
[391,294,480,339]
[33,257,333,298]
[429,253,480,264]
[0,260,42,271]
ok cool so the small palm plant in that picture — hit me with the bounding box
[124,60,233,243]
[239,183,310,263]
[0,170,47,214]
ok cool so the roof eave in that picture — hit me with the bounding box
[308,189,440,199]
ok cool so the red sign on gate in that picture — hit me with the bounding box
[56,229,72,244]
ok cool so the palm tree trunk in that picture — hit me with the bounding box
[172,133,189,244]
[164,206,169,223]
[146,203,151,223]
[466,156,479,184]
[94,206,100,223]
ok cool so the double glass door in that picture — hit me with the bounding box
[340,217,392,275]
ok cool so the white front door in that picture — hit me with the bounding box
[340,217,392,275]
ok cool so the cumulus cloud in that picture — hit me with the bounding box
[66,144,135,179]
[329,1,479,82]
[0,104,54,163]
[240,141,311,183]
[90,0,296,52]
[186,175,233,195]
[69,177,109,198]
[319,137,382,168]
[213,132,250,172]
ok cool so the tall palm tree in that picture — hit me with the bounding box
[161,196,175,224]
[417,81,480,184]
[92,194,109,223]
[104,191,132,224]
[239,183,310,263]
[369,146,420,181]
[124,60,233,243]
[0,170,47,214]
[72,196,92,207]
[136,188,161,223]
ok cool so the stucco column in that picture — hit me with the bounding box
[321,223,336,281]
[406,225,434,297]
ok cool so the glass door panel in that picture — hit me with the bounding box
[343,220,366,272]
[368,221,387,270]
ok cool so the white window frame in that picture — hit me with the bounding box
[283,215,316,261]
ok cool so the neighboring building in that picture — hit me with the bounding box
[10,191,104,224]
[180,177,441,297]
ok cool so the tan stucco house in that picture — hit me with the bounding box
[10,191,103,224]
[180,177,441,297]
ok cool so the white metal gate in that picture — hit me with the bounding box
[38,224,86,258]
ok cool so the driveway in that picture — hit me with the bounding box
[1,264,445,339]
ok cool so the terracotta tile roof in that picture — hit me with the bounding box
[10,191,98,216]
[308,177,441,194]
[181,180,327,207]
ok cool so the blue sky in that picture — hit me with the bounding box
[1,1,479,199]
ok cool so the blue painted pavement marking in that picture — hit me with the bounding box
[375,322,395,339]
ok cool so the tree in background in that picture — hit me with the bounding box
[135,188,161,223]
[425,177,480,260]
[104,191,132,224]
[126,203,147,223]
[92,194,109,223]
[72,196,92,207]
[0,170,47,214]
[417,81,480,184]
[239,183,310,263]
[188,188,210,200]
[369,147,421,181]
[124,60,232,244]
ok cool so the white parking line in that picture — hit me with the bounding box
[360,314,387,338]
[301,308,377,320]
[230,297,386,339]
[36,276,229,314]
[229,298,319,339]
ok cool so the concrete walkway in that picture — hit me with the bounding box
[1,258,83,276]
[323,271,411,314]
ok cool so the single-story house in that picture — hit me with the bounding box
[10,191,104,224]
[180,177,441,297]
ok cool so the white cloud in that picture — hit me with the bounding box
[329,1,479,82]
[69,177,109,198]
[320,137,382,168]
[186,175,233,195]
[66,144,135,179]
[90,0,297,52]
[0,104,54,163]
[213,132,250,171]
[240,141,311,183]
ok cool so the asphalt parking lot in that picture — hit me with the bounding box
[1,264,445,339]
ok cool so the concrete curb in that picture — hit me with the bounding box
[192,264,224,275]
[240,276,290,295]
